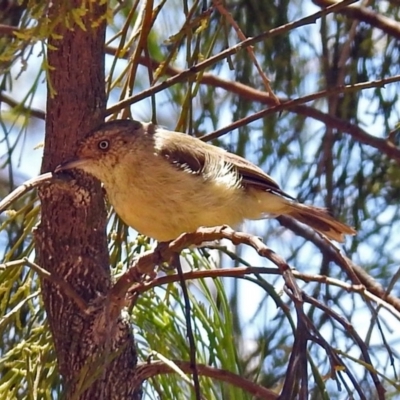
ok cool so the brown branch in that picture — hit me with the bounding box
[126,266,400,320]
[199,76,400,161]
[120,0,155,120]
[0,23,18,36]
[106,50,400,162]
[110,225,303,312]
[281,305,309,398]
[134,360,278,399]
[128,266,277,295]
[120,231,391,398]
[174,254,202,400]
[0,172,53,214]
[303,293,386,399]
[0,258,88,313]
[0,92,46,120]
[23,258,88,313]
[314,0,400,40]
[105,0,358,116]
[288,106,400,161]
[278,216,400,315]
[213,0,280,104]
[297,309,365,398]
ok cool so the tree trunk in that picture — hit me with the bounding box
[35,2,140,398]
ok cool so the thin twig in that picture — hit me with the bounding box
[303,293,386,399]
[0,92,46,120]
[200,75,400,143]
[213,0,280,104]
[106,50,400,162]
[175,255,201,400]
[105,0,357,116]
[278,216,400,314]
[0,257,88,313]
[111,226,302,309]
[134,360,278,399]
[126,266,400,320]
[314,0,400,39]
[0,173,53,214]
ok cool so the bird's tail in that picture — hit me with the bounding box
[286,202,356,242]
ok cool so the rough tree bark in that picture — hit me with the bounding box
[35,2,140,398]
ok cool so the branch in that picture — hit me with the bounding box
[174,254,202,400]
[105,0,358,116]
[126,266,400,321]
[314,0,400,40]
[278,216,400,315]
[0,258,88,313]
[199,76,400,160]
[0,92,46,120]
[110,225,302,309]
[0,173,53,214]
[304,293,386,399]
[213,0,280,104]
[134,360,278,400]
[107,51,400,162]
[0,23,18,37]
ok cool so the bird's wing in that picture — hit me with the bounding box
[158,134,205,174]
[222,151,295,199]
[156,128,295,200]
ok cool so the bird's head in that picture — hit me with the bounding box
[55,119,147,183]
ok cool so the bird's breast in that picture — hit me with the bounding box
[103,158,256,241]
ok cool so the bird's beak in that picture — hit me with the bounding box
[54,158,90,173]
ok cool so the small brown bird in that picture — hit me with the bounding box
[55,119,356,242]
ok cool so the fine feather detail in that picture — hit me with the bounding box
[202,153,242,189]
[169,160,201,175]
[161,144,241,188]
[155,127,293,198]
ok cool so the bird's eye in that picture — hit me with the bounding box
[98,140,109,151]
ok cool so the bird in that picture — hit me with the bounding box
[55,119,356,242]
